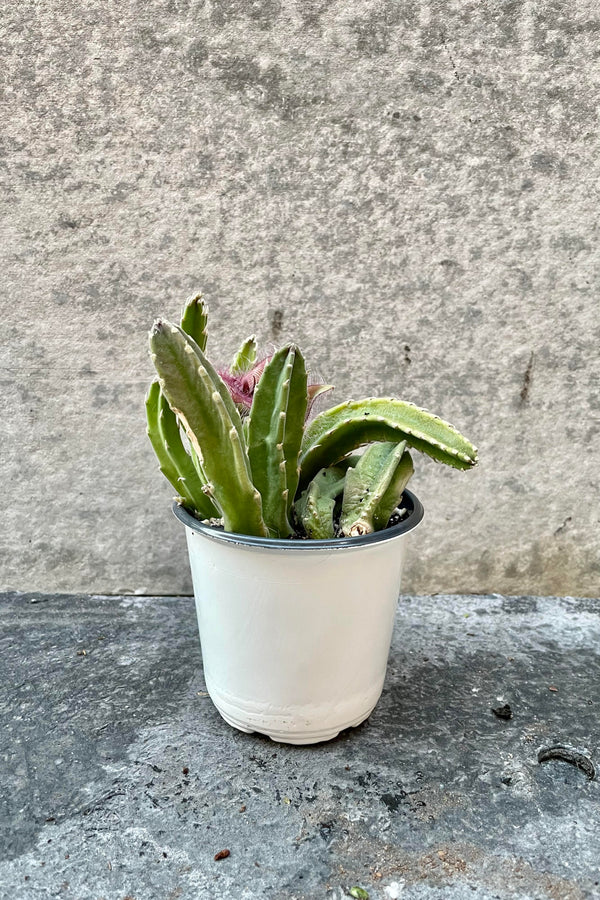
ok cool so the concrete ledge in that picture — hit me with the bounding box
[1,592,599,898]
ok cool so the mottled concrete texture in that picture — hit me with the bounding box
[2,592,600,899]
[2,1,600,594]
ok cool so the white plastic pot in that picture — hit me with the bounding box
[173,490,423,745]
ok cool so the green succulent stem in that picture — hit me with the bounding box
[180,293,208,351]
[246,344,308,537]
[145,381,220,519]
[340,442,413,536]
[149,319,268,536]
[146,294,220,518]
[231,335,258,374]
[146,382,185,499]
[294,466,346,539]
[373,447,414,530]
[300,398,478,488]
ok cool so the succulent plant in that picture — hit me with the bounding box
[147,295,478,539]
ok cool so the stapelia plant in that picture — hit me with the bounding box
[147,294,477,539]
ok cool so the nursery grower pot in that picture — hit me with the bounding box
[173,490,424,745]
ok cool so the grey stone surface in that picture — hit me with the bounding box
[2,1,600,595]
[2,591,600,899]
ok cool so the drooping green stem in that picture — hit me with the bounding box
[300,398,477,488]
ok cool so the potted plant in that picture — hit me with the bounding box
[146,294,477,744]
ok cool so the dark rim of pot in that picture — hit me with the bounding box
[172,489,424,549]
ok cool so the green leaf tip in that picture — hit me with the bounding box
[231,335,258,374]
[180,293,208,352]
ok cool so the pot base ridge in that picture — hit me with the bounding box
[207,681,382,745]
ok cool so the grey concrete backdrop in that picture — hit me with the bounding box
[1,0,599,595]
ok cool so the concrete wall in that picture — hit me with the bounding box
[2,1,599,597]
